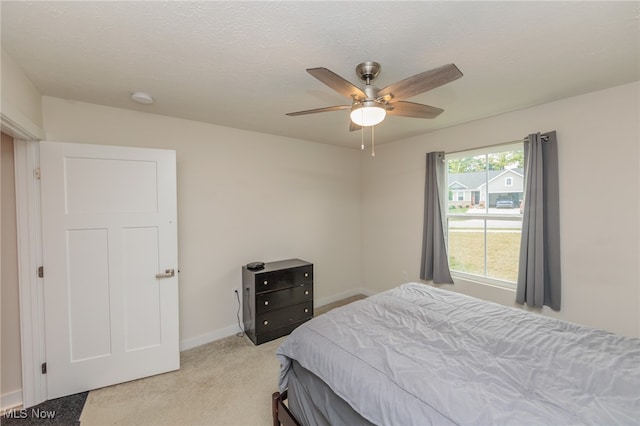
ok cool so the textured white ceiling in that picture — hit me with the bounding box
[2,1,638,148]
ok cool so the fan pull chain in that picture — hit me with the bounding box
[371,126,376,157]
[361,125,364,150]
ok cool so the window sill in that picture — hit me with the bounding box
[451,272,516,292]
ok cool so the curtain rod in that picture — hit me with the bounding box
[446,139,521,156]
[445,134,549,156]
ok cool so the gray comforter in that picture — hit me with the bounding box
[276,283,640,425]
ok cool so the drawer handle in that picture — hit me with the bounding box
[304,272,309,277]
[263,280,268,285]
[263,320,269,326]
[304,308,309,313]
[264,301,269,306]
[304,291,309,295]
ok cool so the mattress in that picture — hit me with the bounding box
[286,359,374,426]
[276,283,640,425]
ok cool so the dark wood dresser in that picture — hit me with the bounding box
[242,259,314,345]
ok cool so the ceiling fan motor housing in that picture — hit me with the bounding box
[352,86,387,121]
[362,85,382,102]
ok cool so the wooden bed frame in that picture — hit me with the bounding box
[271,391,301,426]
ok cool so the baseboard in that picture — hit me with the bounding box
[179,324,241,352]
[1,389,23,411]
[179,287,376,352]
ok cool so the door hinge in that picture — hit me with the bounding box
[41,362,47,374]
[34,167,41,180]
[38,266,44,278]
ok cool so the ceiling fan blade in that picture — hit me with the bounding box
[307,67,367,99]
[377,63,463,101]
[349,121,362,132]
[386,101,444,119]
[286,105,351,116]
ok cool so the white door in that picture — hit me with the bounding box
[40,141,179,399]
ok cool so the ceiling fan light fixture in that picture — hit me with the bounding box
[350,101,386,127]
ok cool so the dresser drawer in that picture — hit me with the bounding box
[293,265,313,284]
[256,265,313,293]
[253,319,311,345]
[255,301,313,334]
[256,284,312,314]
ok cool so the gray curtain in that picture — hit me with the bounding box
[516,131,561,310]
[420,152,453,284]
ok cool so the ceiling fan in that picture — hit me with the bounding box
[286,61,463,131]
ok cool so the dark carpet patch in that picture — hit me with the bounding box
[1,392,87,425]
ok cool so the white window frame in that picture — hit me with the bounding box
[445,143,523,289]
[505,177,513,186]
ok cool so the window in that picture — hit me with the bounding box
[446,144,524,286]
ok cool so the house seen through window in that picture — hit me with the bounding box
[446,143,524,286]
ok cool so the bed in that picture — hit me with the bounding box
[274,283,639,425]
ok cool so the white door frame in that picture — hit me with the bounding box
[3,111,47,409]
[13,140,47,408]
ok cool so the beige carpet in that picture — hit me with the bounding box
[80,295,365,425]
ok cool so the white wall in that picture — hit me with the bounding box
[362,82,640,337]
[0,49,45,139]
[42,97,363,348]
